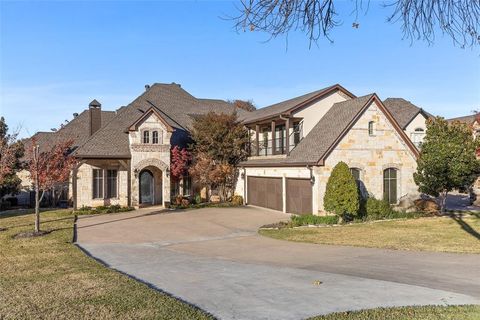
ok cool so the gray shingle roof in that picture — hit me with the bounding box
[24,110,116,154]
[242,94,374,166]
[447,114,478,124]
[74,83,249,158]
[242,84,353,124]
[383,98,431,129]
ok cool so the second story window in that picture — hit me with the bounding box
[152,131,159,144]
[368,121,375,136]
[143,130,150,144]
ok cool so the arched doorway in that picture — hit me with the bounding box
[139,169,154,205]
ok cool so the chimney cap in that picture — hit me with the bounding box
[89,99,101,108]
[145,84,150,91]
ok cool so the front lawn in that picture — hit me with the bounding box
[310,305,480,320]
[260,216,480,253]
[0,210,212,319]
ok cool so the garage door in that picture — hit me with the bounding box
[247,176,282,211]
[286,178,312,215]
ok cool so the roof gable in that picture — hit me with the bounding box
[242,94,419,167]
[128,107,175,132]
[383,98,431,129]
[242,84,356,124]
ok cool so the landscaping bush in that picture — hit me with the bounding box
[76,205,134,215]
[194,194,202,204]
[231,195,244,206]
[323,161,360,220]
[363,197,395,220]
[360,197,428,221]
[291,214,339,227]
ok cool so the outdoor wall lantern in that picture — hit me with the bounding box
[166,167,170,178]
[310,175,315,185]
[240,172,245,179]
[134,168,139,178]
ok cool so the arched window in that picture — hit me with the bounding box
[368,121,374,136]
[152,131,159,144]
[411,128,425,148]
[143,130,150,144]
[383,168,398,204]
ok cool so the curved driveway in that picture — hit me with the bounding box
[76,206,480,320]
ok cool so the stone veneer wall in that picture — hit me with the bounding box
[129,112,171,207]
[236,100,419,215]
[75,160,129,208]
[316,100,418,212]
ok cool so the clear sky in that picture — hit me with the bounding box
[1,0,479,138]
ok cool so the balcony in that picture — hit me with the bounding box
[248,122,303,157]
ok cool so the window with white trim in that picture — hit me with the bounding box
[368,121,375,136]
[143,130,150,144]
[152,131,159,144]
[411,128,425,148]
[93,169,104,199]
[106,169,118,198]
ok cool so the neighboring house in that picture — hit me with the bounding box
[383,98,431,148]
[19,82,430,215]
[235,85,427,215]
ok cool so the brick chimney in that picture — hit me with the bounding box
[89,99,102,136]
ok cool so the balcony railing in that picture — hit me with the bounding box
[248,123,303,157]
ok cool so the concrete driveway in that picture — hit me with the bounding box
[76,206,480,320]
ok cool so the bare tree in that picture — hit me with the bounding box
[233,0,480,47]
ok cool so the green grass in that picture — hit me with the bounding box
[0,209,212,319]
[309,305,480,320]
[260,216,480,253]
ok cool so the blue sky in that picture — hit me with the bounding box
[1,0,479,138]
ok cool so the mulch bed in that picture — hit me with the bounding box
[13,230,51,239]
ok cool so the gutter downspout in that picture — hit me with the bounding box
[242,167,247,205]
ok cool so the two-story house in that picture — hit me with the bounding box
[20,82,430,214]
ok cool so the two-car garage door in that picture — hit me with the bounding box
[247,176,312,215]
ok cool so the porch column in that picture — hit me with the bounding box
[72,165,78,210]
[271,120,276,155]
[127,160,132,207]
[255,124,260,156]
[286,117,291,155]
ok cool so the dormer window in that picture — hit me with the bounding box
[152,131,159,144]
[368,121,375,136]
[143,130,150,144]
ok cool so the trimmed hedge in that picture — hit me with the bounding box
[291,214,339,227]
[323,162,360,219]
[76,205,134,215]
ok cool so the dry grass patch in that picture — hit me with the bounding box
[260,216,480,253]
[310,305,480,320]
[0,210,212,320]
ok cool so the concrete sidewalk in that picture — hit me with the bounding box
[77,207,480,320]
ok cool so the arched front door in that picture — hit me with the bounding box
[139,170,154,205]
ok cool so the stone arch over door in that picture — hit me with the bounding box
[132,158,170,207]
[134,158,169,172]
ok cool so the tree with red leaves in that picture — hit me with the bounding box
[0,117,23,193]
[170,146,190,181]
[27,139,76,233]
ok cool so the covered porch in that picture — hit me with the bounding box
[245,115,304,158]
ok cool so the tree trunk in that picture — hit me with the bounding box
[34,183,40,233]
[439,191,448,214]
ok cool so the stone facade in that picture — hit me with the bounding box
[75,160,129,208]
[129,112,172,207]
[316,100,418,212]
[237,100,419,215]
